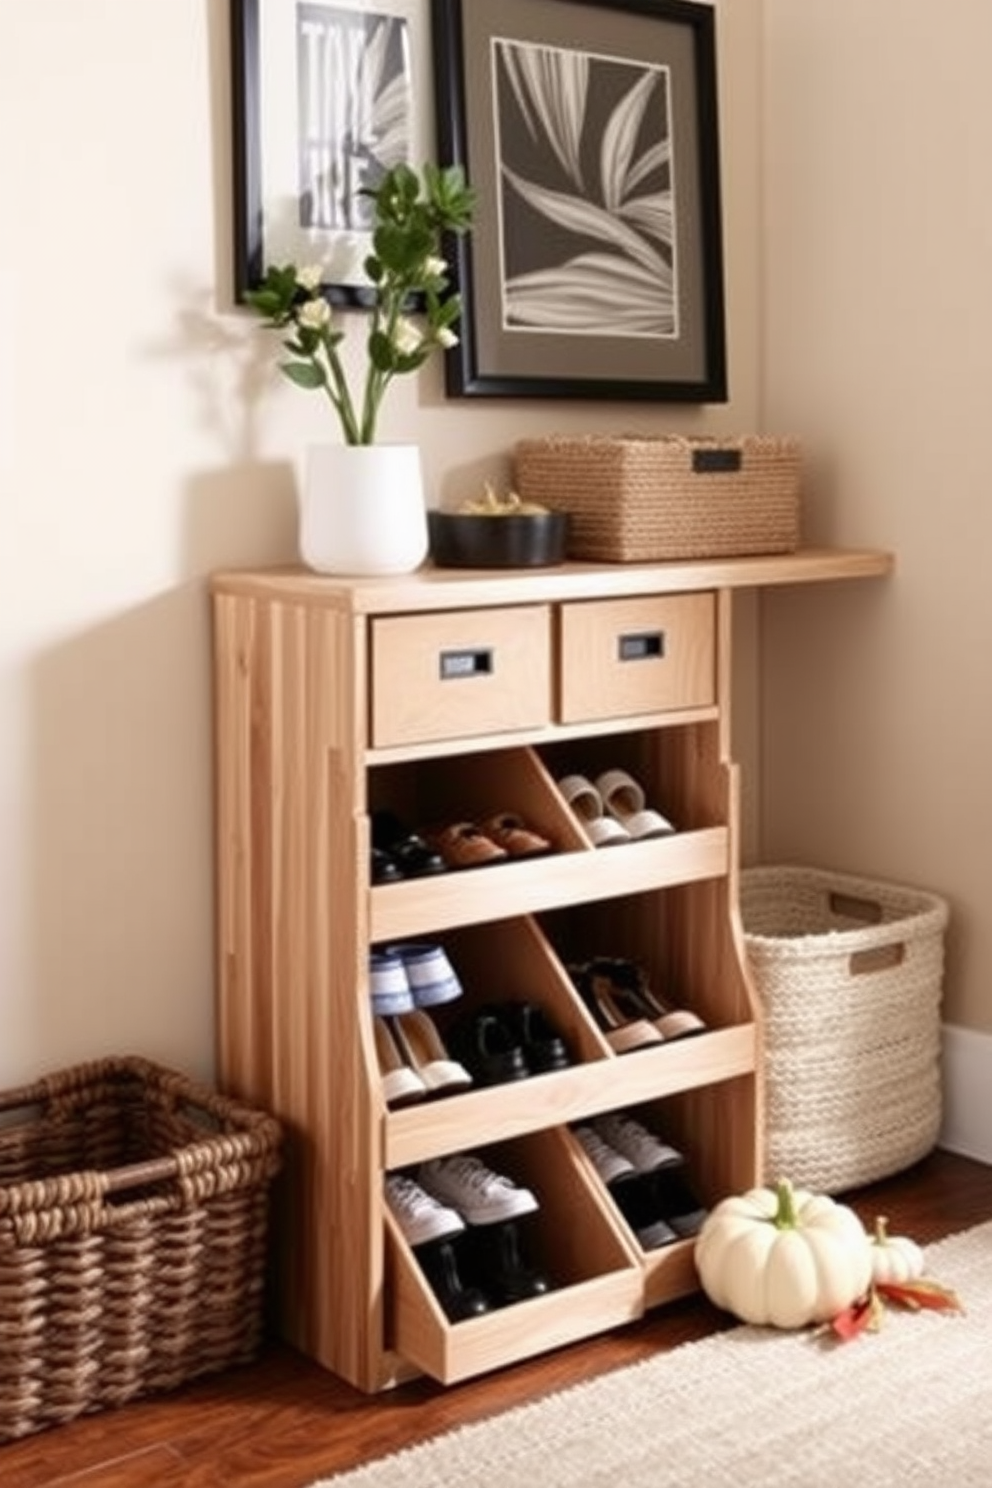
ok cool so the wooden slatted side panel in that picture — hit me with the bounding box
[212,589,387,1392]
[214,593,271,1106]
[655,590,761,1203]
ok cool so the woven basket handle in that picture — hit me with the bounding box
[827,891,908,976]
[0,1058,281,1244]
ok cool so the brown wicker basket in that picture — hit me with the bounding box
[0,1055,282,1442]
[514,433,801,562]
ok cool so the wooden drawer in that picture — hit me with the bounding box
[558,594,716,723]
[371,606,552,747]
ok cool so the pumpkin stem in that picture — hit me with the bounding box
[774,1178,799,1229]
[873,1215,890,1244]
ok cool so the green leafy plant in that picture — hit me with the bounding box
[243,162,474,446]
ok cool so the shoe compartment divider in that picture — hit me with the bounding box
[369,745,592,862]
[384,915,611,1171]
[537,879,752,1035]
[386,1127,643,1385]
[436,915,611,1067]
[385,904,758,1173]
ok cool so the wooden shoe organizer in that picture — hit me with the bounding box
[211,549,891,1393]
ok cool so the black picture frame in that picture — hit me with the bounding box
[231,0,434,306]
[431,0,727,402]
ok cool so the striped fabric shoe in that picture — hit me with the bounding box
[369,950,415,1016]
[395,943,463,1008]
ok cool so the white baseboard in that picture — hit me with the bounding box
[939,1024,992,1164]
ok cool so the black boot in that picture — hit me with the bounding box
[415,1236,490,1322]
[469,1219,552,1306]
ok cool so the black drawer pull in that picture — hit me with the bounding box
[618,631,664,662]
[439,648,493,680]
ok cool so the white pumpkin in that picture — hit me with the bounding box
[868,1215,925,1285]
[695,1178,872,1328]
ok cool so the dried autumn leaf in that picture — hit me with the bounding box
[827,1287,885,1341]
[876,1277,964,1313]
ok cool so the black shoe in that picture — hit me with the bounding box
[449,1010,531,1085]
[650,1166,708,1238]
[499,1002,571,1073]
[414,1236,490,1322]
[610,1172,680,1251]
[371,846,403,884]
[465,1219,552,1306]
[371,811,447,878]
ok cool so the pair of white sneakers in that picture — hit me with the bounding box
[574,1113,683,1186]
[386,1153,539,1249]
[575,1114,708,1248]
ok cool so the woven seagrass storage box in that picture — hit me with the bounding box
[0,1055,282,1442]
[513,433,801,563]
[740,866,948,1195]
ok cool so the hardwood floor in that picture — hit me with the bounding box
[3,1149,991,1488]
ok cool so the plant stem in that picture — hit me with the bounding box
[324,348,361,445]
[359,285,402,445]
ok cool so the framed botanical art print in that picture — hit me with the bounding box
[431,0,728,401]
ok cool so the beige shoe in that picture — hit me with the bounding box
[390,1009,473,1095]
[587,957,706,1042]
[374,1016,428,1108]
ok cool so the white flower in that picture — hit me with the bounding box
[435,326,459,349]
[298,297,332,330]
[296,264,324,291]
[392,316,424,356]
[422,254,447,279]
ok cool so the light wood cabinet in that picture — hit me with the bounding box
[210,548,891,1392]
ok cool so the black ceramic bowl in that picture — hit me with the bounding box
[427,510,569,569]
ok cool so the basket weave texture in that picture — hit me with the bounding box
[513,434,801,562]
[0,1055,282,1442]
[740,866,948,1195]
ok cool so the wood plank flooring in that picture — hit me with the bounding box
[3,1150,991,1488]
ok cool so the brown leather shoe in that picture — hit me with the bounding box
[478,812,552,857]
[426,821,509,868]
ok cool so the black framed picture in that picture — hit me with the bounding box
[231,0,434,304]
[431,0,727,402]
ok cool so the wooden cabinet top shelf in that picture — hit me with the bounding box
[210,547,893,614]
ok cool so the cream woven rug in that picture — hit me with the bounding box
[310,1221,992,1488]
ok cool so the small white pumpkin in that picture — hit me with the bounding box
[695,1177,872,1329]
[868,1215,925,1285]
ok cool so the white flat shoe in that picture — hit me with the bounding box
[556,773,630,846]
[595,768,676,840]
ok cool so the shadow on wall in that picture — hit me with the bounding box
[25,591,217,1084]
[180,458,298,576]
[18,464,297,1088]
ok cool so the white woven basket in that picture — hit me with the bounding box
[740,865,949,1194]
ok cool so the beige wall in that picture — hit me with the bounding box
[0,1,762,1087]
[759,0,992,1032]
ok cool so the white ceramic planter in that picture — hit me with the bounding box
[299,443,428,576]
